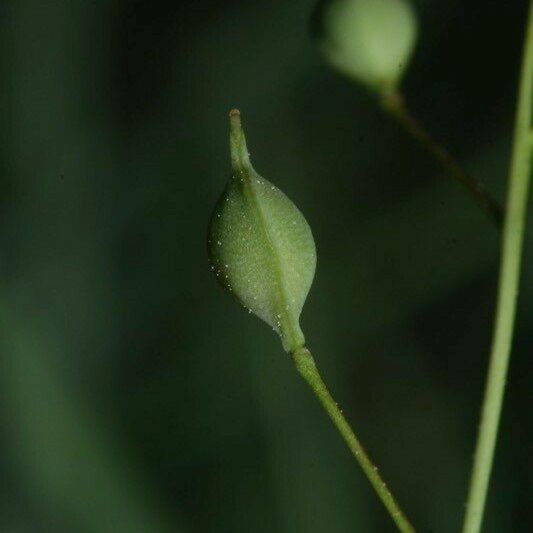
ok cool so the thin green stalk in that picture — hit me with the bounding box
[380,91,504,228]
[292,347,415,533]
[462,3,533,533]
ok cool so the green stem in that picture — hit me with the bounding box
[380,91,504,228]
[462,3,533,533]
[292,347,415,533]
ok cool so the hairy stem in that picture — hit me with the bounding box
[292,346,415,533]
[381,91,503,227]
[462,3,533,532]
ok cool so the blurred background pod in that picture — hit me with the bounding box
[312,0,418,94]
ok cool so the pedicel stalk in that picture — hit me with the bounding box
[207,110,415,533]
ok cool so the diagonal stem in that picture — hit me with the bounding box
[381,91,504,228]
[292,346,415,533]
[462,2,533,532]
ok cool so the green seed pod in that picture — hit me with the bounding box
[208,110,316,353]
[313,0,418,94]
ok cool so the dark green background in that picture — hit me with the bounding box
[1,1,531,531]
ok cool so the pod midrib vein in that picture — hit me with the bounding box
[241,173,299,349]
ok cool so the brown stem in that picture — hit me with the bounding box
[381,90,504,228]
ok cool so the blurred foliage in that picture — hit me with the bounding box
[1,1,532,532]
